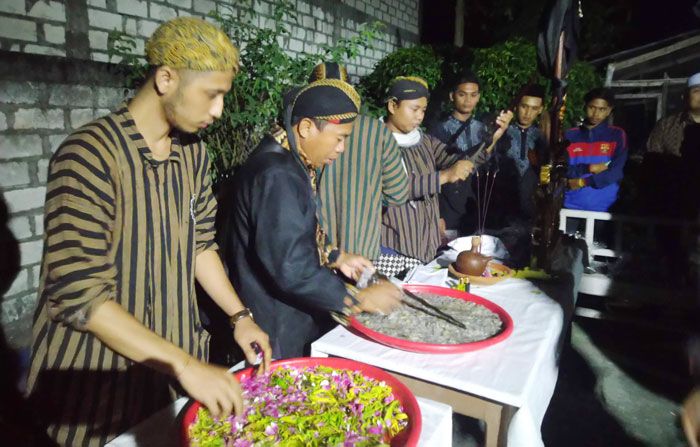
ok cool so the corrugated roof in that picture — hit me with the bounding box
[591,29,700,67]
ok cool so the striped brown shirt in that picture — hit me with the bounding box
[646,111,696,157]
[26,104,218,446]
[381,133,458,262]
[317,115,409,260]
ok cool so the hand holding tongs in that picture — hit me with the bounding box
[358,270,467,330]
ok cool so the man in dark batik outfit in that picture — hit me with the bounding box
[429,73,511,236]
[218,79,401,358]
[493,84,547,225]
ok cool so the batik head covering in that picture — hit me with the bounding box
[291,79,361,124]
[308,62,349,83]
[386,76,430,102]
[277,78,361,262]
[145,17,239,73]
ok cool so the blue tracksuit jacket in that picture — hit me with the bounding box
[564,122,628,212]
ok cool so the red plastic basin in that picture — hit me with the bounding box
[180,357,422,446]
[349,284,514,354]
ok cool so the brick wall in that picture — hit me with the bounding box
[0,0,420,77]
[0,1,421,348]
[0,52,128,348]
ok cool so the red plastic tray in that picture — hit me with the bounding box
[349,284,514,353]
[180,357,422,447]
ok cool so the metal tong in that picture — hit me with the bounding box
[362,271,467,330]
[401,288,467,329]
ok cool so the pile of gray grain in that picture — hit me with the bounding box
[356,293,502,344]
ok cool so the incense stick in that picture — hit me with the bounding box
[476,170,481,237]
[482,169,499,236]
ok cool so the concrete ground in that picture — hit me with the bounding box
[452,311,693,446]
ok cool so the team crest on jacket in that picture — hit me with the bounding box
[600,143,610,153]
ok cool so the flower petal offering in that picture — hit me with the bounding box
[184,358,420,447]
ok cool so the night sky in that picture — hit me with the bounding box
[421,0,700,58]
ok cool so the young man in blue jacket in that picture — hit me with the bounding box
[565,88,628,212]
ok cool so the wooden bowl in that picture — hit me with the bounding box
[448,261,514,285]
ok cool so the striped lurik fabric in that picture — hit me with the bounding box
[26,104,218,446]
[317,115,408,260]
[381,133,459,263]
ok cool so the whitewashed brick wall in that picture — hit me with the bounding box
[0,0,67,56]
[0,0,420,346]
[0,0,420,78]
[0,79,127,344]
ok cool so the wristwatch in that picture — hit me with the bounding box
[229,308,254,328]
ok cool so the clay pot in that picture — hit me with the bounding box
[455,236,492,276]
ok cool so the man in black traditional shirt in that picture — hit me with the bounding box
[219,79,402,358]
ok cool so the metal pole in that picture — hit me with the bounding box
[605,63,615,87]
[660,74,670,120]
[454,0,465,48]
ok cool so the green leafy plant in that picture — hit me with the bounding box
[564,61,603,127]
[107,30,148,88]
[472,39,541,115]
[358,45,443,117]
[108,0,381,182]
[470,38,602,128]
[204,1,314,177]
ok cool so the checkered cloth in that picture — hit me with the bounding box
[374,253,423,278]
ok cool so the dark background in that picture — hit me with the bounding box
[422,0,700,59]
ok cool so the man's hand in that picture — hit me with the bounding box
[589,162,608,174]
[441,159,475,184]
[683,388,700,447]
[82,286,250,419]
[233,317,272,374]
[356,280,402,314]
[83,300,245,416]
[540,164,552,185]
[568,178,586,190]
[334,252,373,281]
[177,358,243,418]
[438,218,448,244]
[195,250,271,373]
[492,110,514,144]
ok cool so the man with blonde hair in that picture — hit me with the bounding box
[27,17,271,446]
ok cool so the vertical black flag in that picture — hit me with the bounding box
[532,0,582,269]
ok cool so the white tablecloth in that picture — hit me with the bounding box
[311,241,575,447]
[106,396,453,447]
